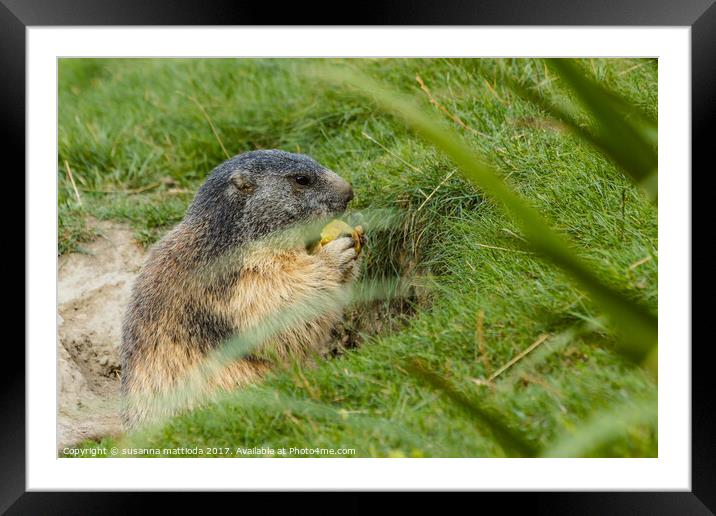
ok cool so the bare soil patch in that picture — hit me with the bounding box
[58,220,145,449]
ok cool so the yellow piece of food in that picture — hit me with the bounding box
[319,219,355,246]
[316,219,364,255]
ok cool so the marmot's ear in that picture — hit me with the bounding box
[230,172,254,194]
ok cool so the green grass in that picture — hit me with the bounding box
[59,58,657,457]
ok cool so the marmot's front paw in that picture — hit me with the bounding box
[319,236,360,281]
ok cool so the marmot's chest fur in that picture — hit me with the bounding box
[120,150,361,428]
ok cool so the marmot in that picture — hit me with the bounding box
[120,150,361,428]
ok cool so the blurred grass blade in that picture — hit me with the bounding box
[504,76,658,201]
[543,394,657,457]
[542,59,658,200]
[546,59,658,129]
[496,323,592,390]
[319,67,657,371]
[124,386,449,457]
[406,359,537,457]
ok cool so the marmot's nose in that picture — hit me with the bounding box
[344,183,354,203]
[328,171,354,205]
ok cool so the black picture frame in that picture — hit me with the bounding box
[5,0,710,512]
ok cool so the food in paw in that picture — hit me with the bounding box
[319,219,354,245]
[312,219,364,255]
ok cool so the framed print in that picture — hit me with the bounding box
[6,0,712,510]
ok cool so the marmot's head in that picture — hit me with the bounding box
[186,150,354,252]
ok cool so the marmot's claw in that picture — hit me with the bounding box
[320,236,360,279]
[322,237,357,263]
[325,235,355,253]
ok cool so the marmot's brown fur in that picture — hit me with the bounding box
[120,150,361,428]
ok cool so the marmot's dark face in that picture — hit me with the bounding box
[187,150,354,248]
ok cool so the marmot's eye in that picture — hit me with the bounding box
[294,175,311,186]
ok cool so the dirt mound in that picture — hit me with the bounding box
[58,221,145,449]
